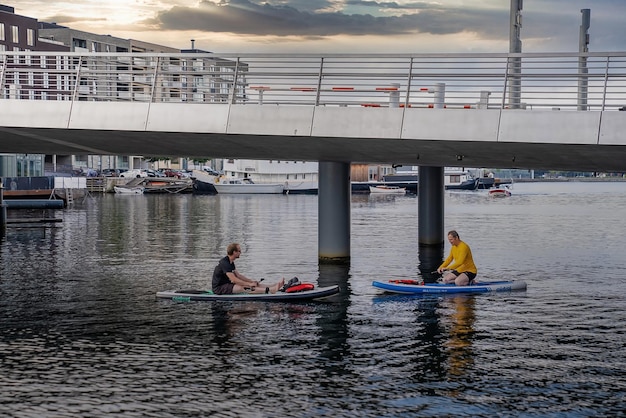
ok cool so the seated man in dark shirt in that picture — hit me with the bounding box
[212,243,284,295]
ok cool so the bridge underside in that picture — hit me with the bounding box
[1,126,625,173]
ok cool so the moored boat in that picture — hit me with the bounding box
[114,185,144,194]
[380,167,479,191]
[369,185,406,194]
[445,169,479,190]
[191,169,218,194]
[372,279,527,294]
[142,178,193,194]
[221,159,318,194]
[213,177,284,194]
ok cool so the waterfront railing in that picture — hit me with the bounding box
[1,52,625,111]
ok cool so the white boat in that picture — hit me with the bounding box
[488,185,512,198]
[114,186,144,194]
[213,177,284,194]
[220,159,318,194]
[369,185,406,194]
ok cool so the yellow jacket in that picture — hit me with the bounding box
[439,241,477,274]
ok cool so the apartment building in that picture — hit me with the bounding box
[1,5,245,177]
[0,4,70,177]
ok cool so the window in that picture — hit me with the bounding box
[73,38,87,49]
[11,25,18,43]
[27,28,34,46]
[0,23,5,41]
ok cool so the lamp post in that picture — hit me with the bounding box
[508,0,523,109]
[578,9,590,111]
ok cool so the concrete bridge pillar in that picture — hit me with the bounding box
[318,161,351,264]
[418,166,445,279]
[0,179,6,239]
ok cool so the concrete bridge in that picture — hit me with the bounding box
[2,51,626,268]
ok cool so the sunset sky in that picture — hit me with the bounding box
[8,0,626,54]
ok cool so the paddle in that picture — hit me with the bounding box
[244,278,265,291]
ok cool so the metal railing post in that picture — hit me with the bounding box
[602,56,610,111]
[71,55,83,102]
[229,57,241,104]
[405,57,414,108]
[502,56,510,109]
[315,57,324,106]
[150,56,160,102]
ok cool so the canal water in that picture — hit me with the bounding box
[1,182,625,417]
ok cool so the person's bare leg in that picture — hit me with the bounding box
[454,273,470,286]
[442,272,457,284]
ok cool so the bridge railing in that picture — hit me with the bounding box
[1,52,626,111]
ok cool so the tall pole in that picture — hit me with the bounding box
[508,0,523,109]
[578,9,590,111]
[0,178,6,238]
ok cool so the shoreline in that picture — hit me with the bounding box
[505,177,626,183]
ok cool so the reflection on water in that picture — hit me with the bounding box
[2,185,626,416]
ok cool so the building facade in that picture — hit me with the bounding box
[1,5,249,177]
[0,4,70,176]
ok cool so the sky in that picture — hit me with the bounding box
[8,0,626,54]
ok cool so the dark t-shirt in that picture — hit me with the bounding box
[212,256,235,290]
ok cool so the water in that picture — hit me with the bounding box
[1,182,625,417]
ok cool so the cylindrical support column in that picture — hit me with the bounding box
[418,166,444,246]
[578,9,590,111]
[418,166,444,279]
[478,90,491,109]
[508,0,523,109]
[318,161,351,264]
[389,83,400,108]
[417,167,444,282]
[0,179,6,239]
[433,83,445,108]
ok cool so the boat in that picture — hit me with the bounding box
[378,166,479,191]
[445,169,479,191]
[213,177,284,194]
[488,186,512,198]
[191,169,218,195]
[156,284,340,302]
[352,180,417,194]
[113,185,144,194]
[372,279,527,294]
[283,180,319,195]
[369,185,406,194]
[221,159,318,194]
[142,178,193,194]
[477,176,513,190]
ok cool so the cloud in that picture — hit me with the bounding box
[147,0,511,39]
[42,14,108,25]
[23,0,626,53]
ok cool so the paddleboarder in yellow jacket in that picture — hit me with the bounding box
[437,230,478,286]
